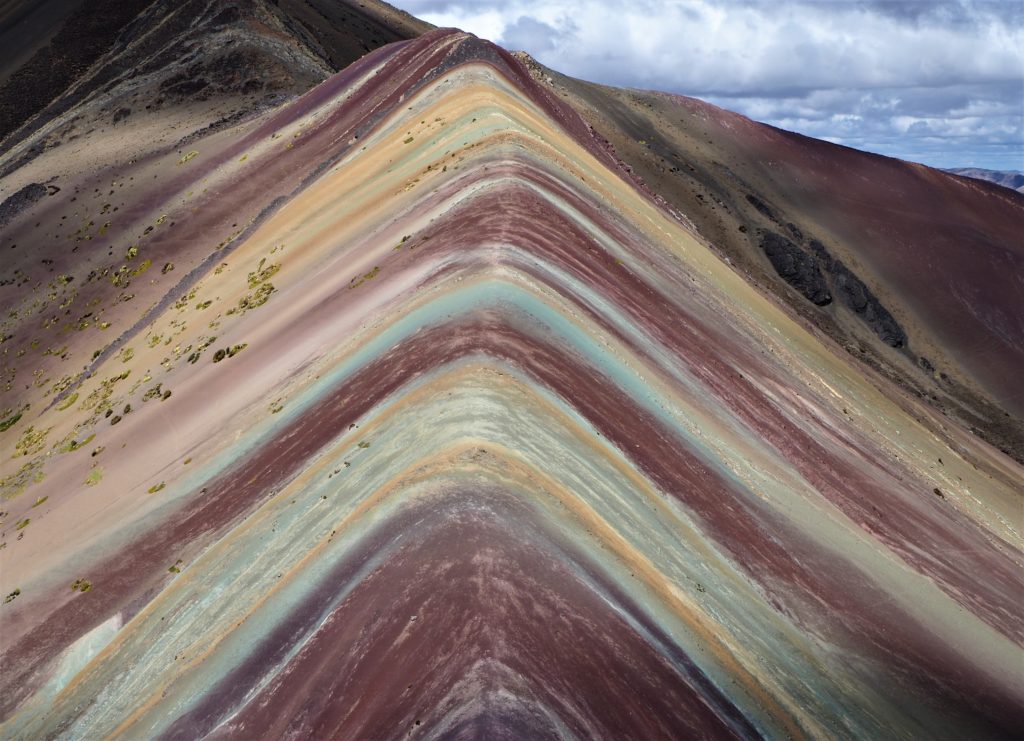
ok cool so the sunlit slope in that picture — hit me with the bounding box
[1,29,1021,740]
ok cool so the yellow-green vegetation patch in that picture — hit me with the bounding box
[48,375,76,399]
[348,266,380,289]
[15,518,30,530]
[111,265,131,287]
[4,588,20,603]
[56,392,79,411]
[71,578,92,592]
[178,151,199,165]
[0,411,22,432]
[212,344,247,363]
[186,336,218,363]
[228,283,275,315]
[142,383,164,400]
[14,426,51,458]
[84,467,104,487]
[57,432,95,454]
[80,370,130,416]
[148,482,165,494]
[32,370,50,389]
[174,288,199,311]
[32,496,48,507]
[247,259,280,288]
[0,459,45,499]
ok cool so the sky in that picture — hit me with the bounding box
[391,0,1024,170]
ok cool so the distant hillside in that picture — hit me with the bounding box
[0,0,431,158]
[944,167,1024,193]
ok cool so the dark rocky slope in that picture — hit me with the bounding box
[0,0,430,171]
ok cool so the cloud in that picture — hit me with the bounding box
[501,15,575,54]
[393,0,1024,169]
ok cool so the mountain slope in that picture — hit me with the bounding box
[524,62,1024,462]
[1,27,1021,739]
[0,0,429,177]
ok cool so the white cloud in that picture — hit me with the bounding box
[393,0,1024,169]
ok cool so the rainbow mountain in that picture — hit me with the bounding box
[1,7,1022,740]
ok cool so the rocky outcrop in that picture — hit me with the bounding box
[0,182,47,228]
[745,193,776,221]
[759,231,831,305]
[810,240,907,348]
[758,231,906,348]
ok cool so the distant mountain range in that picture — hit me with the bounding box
[943,167,1024,193]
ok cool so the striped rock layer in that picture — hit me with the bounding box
[1,29,1022,740]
